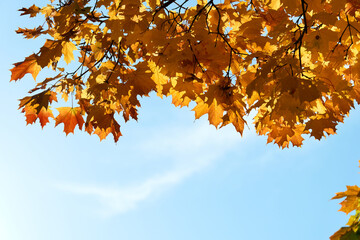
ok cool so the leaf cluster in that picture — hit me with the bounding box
[10,0,360,146]
[331,162,360,240]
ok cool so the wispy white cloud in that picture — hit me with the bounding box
[57,161,207,216]
[57,122,246,216]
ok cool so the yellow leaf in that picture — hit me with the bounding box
[192,101,209,119]
[62,41,77,64]
[311,99,327,114]
[148,61,169,95]
[268,0,281,10]
[208,99,224,127]
[197,0,207,5]
[332,185,360,214]
[40,4,54,17]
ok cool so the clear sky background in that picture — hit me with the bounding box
[1,1,359,240]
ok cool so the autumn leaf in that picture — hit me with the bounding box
[10,54,41,81]
[55,107,84,135]
[62,41,77,64]
[18,90,58,114]
[192,100,209,120]
[16,26,44,39]
[208,99,224,128]
[330,227,359,240]
[38,107,54,128]
[332,185,360,214]
[146,0,160,10]
[21,104,54,128]
[148,61,169,96]
[19,5,40,17]
[36,40,63,68]
[268,0,282,10]
[332,181,360,239]
[22,104,38,125]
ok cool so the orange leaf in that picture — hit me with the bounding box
[16,26,43,39]
[10,54,41,81]
[21,105,53,128]
[19,5,40,17]
[55,107,84,135]
[332,185,360,214]
[93,125,122,142]
[22,104,38,125]
[38,107,54,128]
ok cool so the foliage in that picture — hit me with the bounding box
[331,162,360,240]
[11,0,360,147]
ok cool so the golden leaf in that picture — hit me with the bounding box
[62,41,77,64]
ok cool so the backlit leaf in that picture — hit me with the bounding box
[62,41,77,64]
[55,107,84,135]
[10,54,41,81]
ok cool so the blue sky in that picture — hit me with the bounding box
[0,1,359,240]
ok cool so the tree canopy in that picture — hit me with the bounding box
[11,0,360,148]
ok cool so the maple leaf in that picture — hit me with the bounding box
[222,109,245,134]
[21,104,54,128]
[19,5,40,17]
[148,61,169,96]
[192,101,209,120]
[208,99,224,128]
[38,107,54,128]
[330,227,359,240]
[55,107,84,135]
[332,184,360,239]
[10,54,41,81]
[36,40,63,68]
[62,41,77,64]
[268,0,282,10]
[332,186,360,214]
[305,117,337,140]
[22,104,38,125]
[19,90,58,113]
[16,26,44,39]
